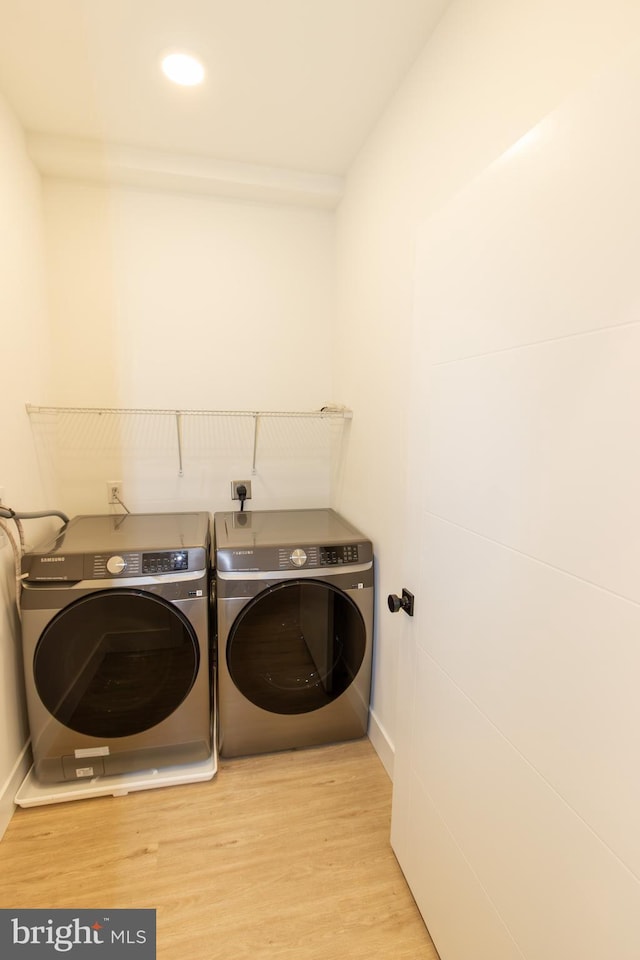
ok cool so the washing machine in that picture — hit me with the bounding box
[214,508,374,758]
[20,512,213,784]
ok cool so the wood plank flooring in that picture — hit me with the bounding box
[0,739,439,960]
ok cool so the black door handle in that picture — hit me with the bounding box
[387,589,414,617]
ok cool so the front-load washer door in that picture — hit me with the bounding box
[33,589,200,738]
[226,579,366,715]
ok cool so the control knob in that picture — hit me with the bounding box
[106,555,127,575]
[290,548,307,567]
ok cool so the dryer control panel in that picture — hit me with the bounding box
[217,541,372,572]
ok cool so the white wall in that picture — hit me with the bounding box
[334,0,640,954]
[0,94,53,836]
[334,0,640,773]
[37,182,337,516]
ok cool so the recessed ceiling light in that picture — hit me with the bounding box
[161,52,205,86]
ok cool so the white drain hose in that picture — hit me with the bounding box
[0,507,69,620]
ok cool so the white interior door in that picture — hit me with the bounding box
[390,49,640,960]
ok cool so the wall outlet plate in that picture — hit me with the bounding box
[231,480,252,501]
[107,481,122,505]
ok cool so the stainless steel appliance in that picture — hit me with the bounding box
[20,512,213,783]
[214,508,374,758]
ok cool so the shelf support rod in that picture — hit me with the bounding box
[251,413,260,475]
[175,411,184,477]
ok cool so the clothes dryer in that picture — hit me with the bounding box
[20,512,213,784]
[214,508,373,758]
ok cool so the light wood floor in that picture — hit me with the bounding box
[0,739,439,960]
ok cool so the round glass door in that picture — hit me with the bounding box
[227,579,366,715]
[34,589,200,738]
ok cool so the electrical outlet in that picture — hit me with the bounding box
[107,481,122,505]
[231,480,252,501]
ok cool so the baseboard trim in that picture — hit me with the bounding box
[0,741,31,841]
[368,709,395,780]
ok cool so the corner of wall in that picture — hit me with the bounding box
[368,708,394,780]
[0,740,31,841]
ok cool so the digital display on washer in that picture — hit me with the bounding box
[142,550,189,574]
[319,545,359,565]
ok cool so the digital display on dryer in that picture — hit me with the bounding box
[142,551,189,574]
[319,545,359,565]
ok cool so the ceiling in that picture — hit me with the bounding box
[0,0,448,203]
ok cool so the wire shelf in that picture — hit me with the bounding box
[25,404,352,476]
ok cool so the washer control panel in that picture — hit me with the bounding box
[21,513,210,581]
[91,550,190,577]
